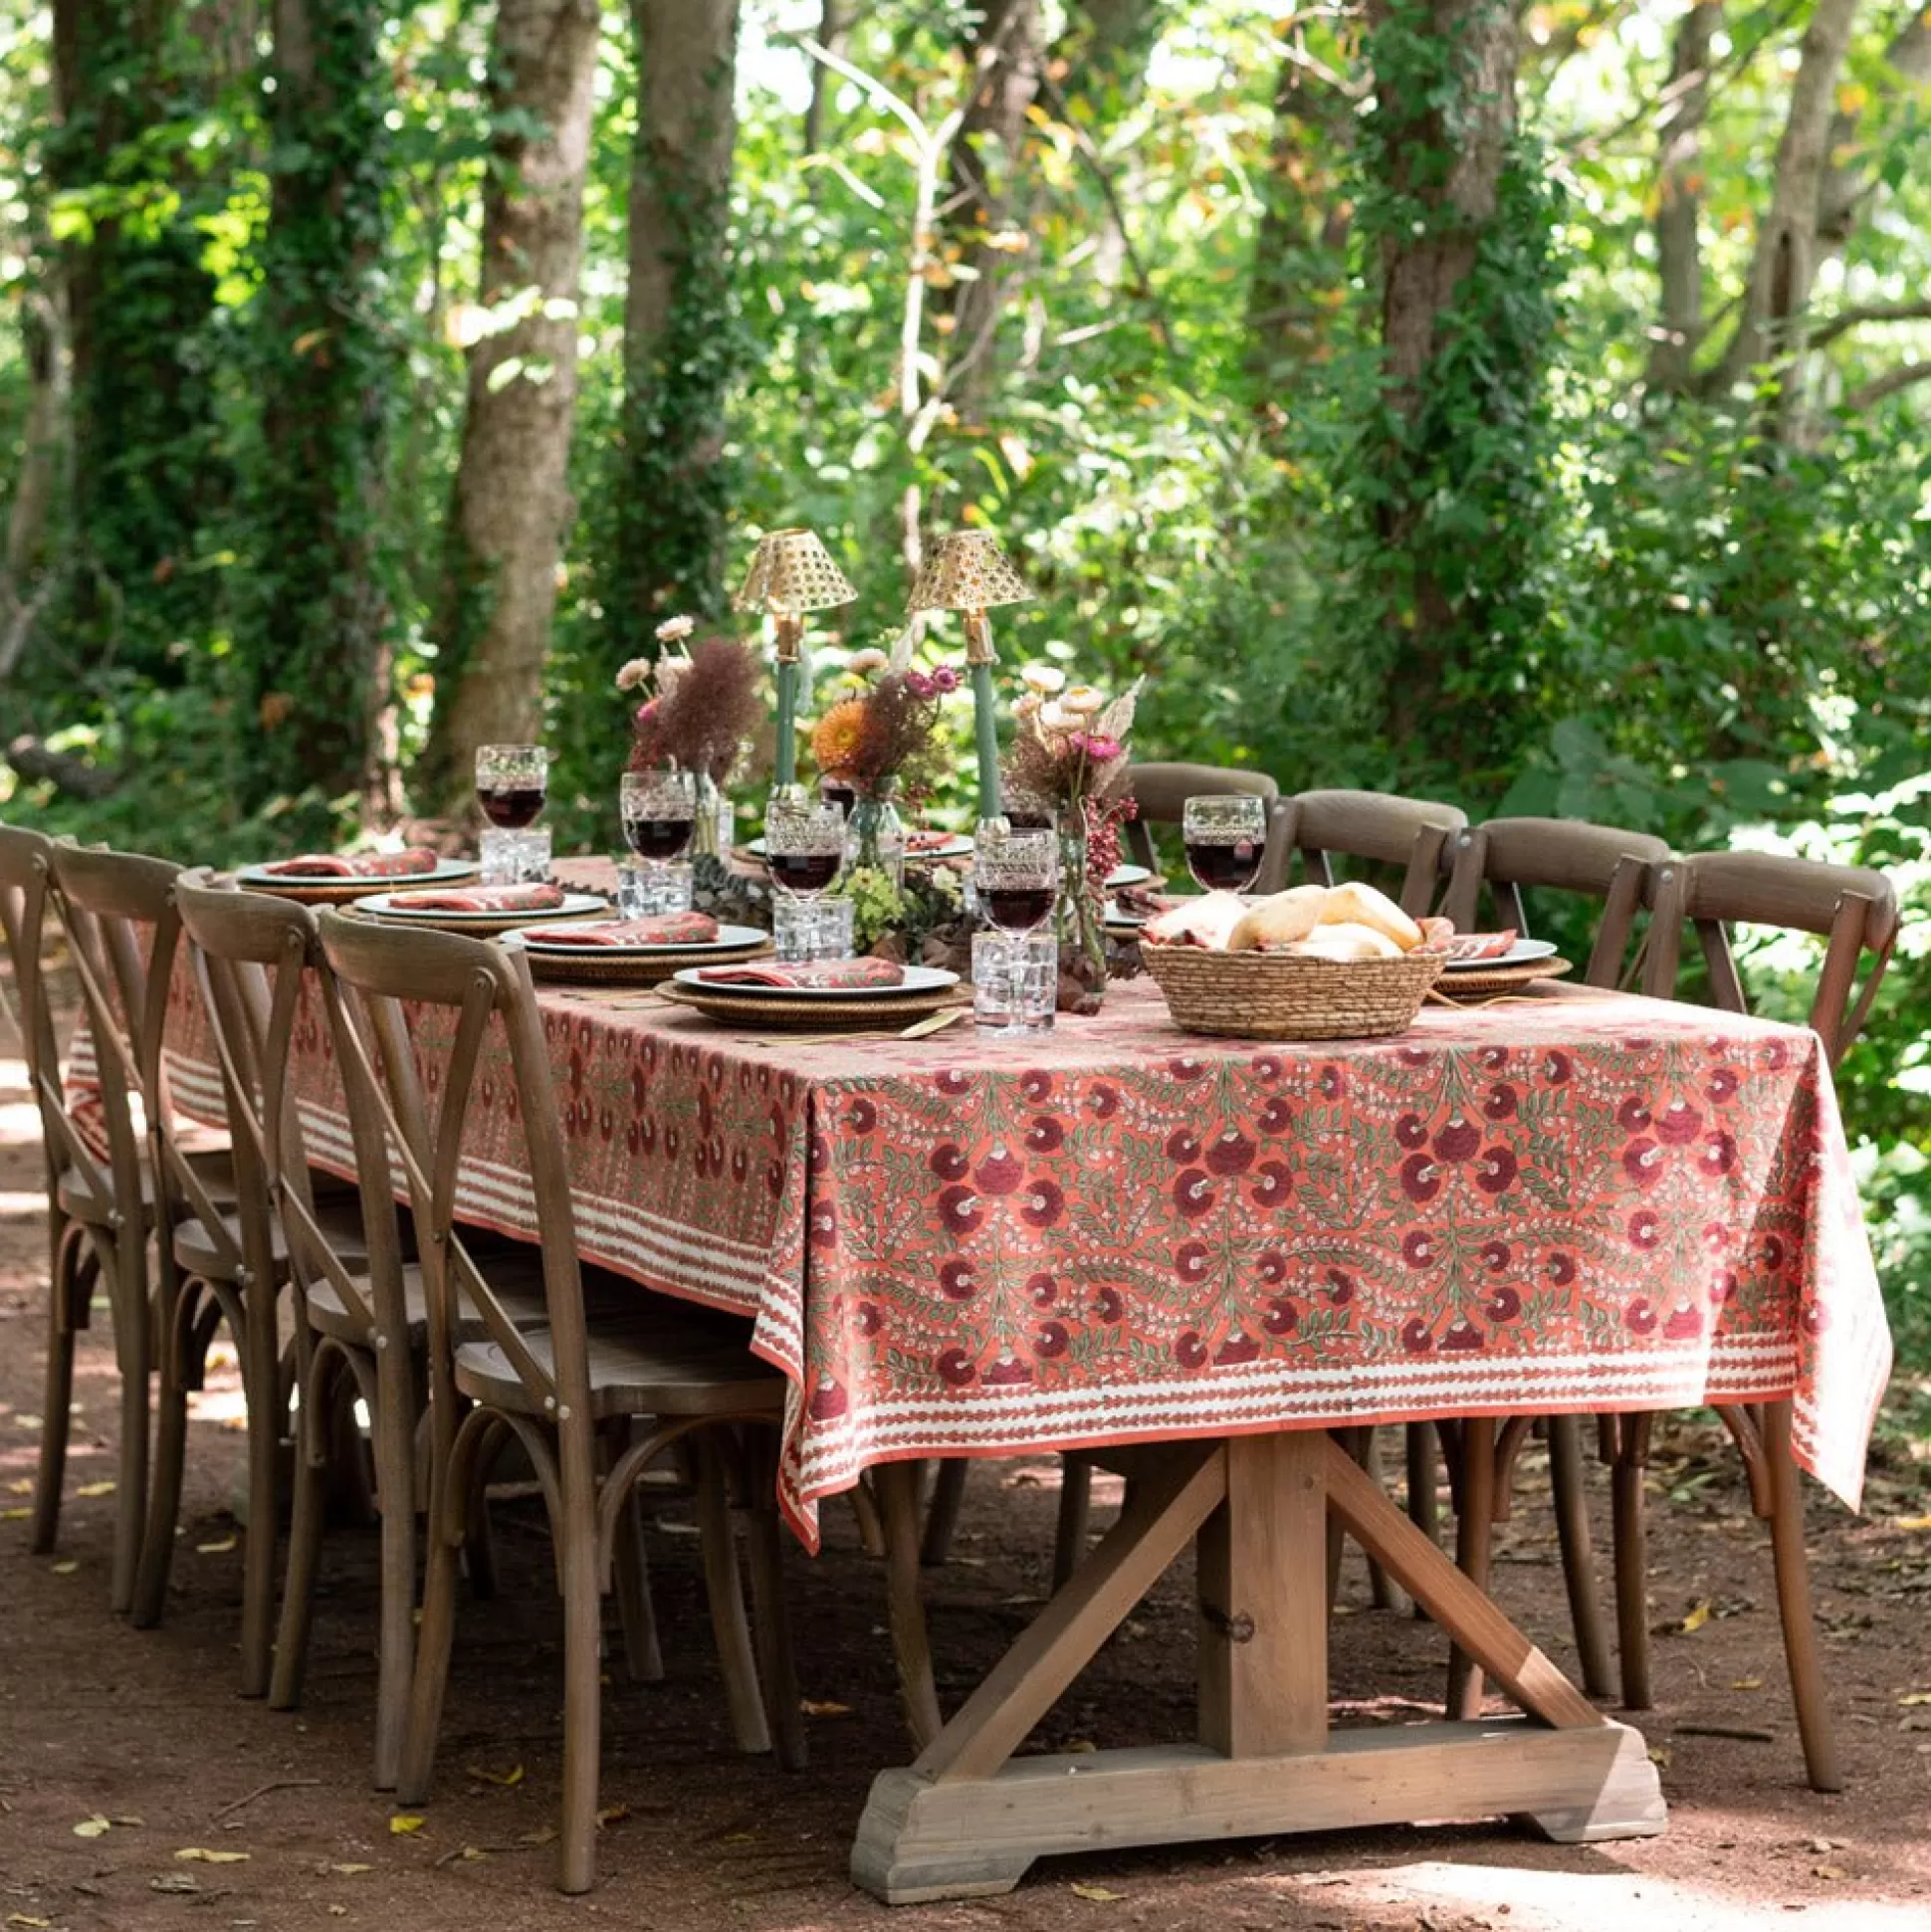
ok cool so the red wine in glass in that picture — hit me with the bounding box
[1003,809,1054,832]
[768,851,841,895]
[479,784,545,830]
[820,779,857,818]
[1185,838,1261,893]
[984,886,1055,931]
[624,815,694,862]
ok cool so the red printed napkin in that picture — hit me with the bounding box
[524,912,719,948]
[262,847,440,879]
[385,882,567,914]
[694,957,904,990]
[1437,929,1520,962]
[905,829,961,854]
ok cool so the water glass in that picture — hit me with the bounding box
[476,744,550,884]
[479,825,552,886]
[616,858,694,918]
[972,930,1056,1036]
[773,894,855,966]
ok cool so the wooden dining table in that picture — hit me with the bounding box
[81,918,1891,1903]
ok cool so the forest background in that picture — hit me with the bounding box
[0,0,1927,1359]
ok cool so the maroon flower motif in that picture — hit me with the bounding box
[1400,1318,1434,1354]
[1624,1298,1657,1336]
[855,1301,882,1337]
[1699,1132,1737,1177]
[731,1147,749,1183]
[808,1200,836,1249]
[1264,1297,1300,1336]
[764,1159,784,1197]
[936,1068,972,1097]
[1656,1100,1703,1147]
[1702,1219,1733,1253]
[1175,1241,1211,1284]
[845,1097,878,1135]
[1475,1145,1519,1196]
[938,1186,981,1235]
[1802,1301,1829,1336]
[1175,1330,1208,1369]
[1036,1322,1070,1359]
[1250,1160,1292,1207]
[1483,1083,1518,1121]
[1206,1131,1256,1176]
[1026,1115,1065,1154]
[1021,1179,1065,1228]
[1166,1127,1202,1164]
[1479,1045,1509,1072]
[1316,1063,1346,1100]
[1706,1066,1740,1103]
[1167,1056,1207,1082]
[1395,1112,1429,1151]
[1399,1154,1440,1204]
[1481,1239,1511,1272]
[1485,1284,1521,1322]
[1252,1052,1285,1082]
[929,1143,968,1181]
[808,1131,830,1168]
[1542,1049,1574,1085]
[1087,1082,1121,1118]
[1026,1270,1057,1307]
[1175,1169,1217,1219]
[1662,1304,1703,1341]
[1547,1251,1576,1286]
[1708,1269,1738,1306]
[936,1349,977,1387]
[1433,1117,1481,1163]
[1762,1039,1789,1072]
[1259,1096,1293,1134]
[1326,1268,1357,1306]
[1616,1096,1652,1133]
[1214,1332,1260,1366]
[1401,1230,1436,1269]
[1020,1069,1055,1103]
[1621,1138,1663,1188]
[664,1125,681,1162]
[1093,1285,1125,1323]
[1627,1208,1660,1250]
[1398,1045,1432,1069]
[1256,1248,1288,1285]
[1759,1233,1786,1271]
[1440,1320,1486,1352]
[976,1147,1025,1194]
[808,1379,849,1419]
[982,1358,1033,1387]
[938,1259,977,1301]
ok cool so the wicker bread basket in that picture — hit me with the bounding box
[1143,943,1444,1040]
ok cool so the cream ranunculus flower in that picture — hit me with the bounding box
[655,613,696,644]
[847,647,890,676]
[1013,692,1041,721]
[1061,685,1105,716]
[656,656,692,698]
[1020,664,1066,696]
[1037,702,1076,735]
[615,657,652,693]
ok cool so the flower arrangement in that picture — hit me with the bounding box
[620,615,763,787]
[808,654,960,803]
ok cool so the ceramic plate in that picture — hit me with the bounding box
[510,922,767,959]
[238,857,478,888]
[1104,863,1152,890]
[1442,938,1560,972]
[671,963,961,1001]
[359,889,608,925]
[745,833,973,863]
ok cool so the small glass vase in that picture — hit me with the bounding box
[848,788,906,890]
[1056,821,1108,1013]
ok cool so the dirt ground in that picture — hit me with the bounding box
[3,1023,1930,1932]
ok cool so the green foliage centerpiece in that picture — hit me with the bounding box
[1006,670,1142,1013]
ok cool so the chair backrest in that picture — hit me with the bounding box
[315,910,593,1433]
[0,825,65,1203]
[1256,789,1468,916]
[1440,817,1673,989]
[48,842,215,1239]
[1122,763,1280,872]
[1641,850,1900,1068]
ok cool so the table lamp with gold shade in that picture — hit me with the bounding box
[733,529,858,788]
[905,531,1034,820]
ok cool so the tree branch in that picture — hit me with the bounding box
[1845,359,1931,410]
[1809,298,1931,350]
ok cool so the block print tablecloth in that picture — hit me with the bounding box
[101,969,1888,1548]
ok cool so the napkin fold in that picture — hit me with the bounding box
[524,912,719,948]
[386,882,567,914]
[262,847,440,879]
[905,829,960,854]
[694,958,905,991]
[1439,929,1520,962]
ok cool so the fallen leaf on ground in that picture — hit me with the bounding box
[149,1874,199,1896]
[458,1846,486,1862]
[0,1507,28,1522]
[464,1763,524,1787]
[8,1914,53,1926]
[6,1478,31,1494]
[1891,1514,1931,1532]
[1731,1676,1764,1691]
[799,1699,851,1718]
[1814,1865,1846,1880]
[72,1816,110,1838]
[1647,1746,1672,1768]
[518,1826,557,1847]
[174,1848,250,1864]
[595,1805,629,1827]
[327,1908,346,1918]
[1679,1599,1713,1633]
[328,1864,372,1875]
[195,1535,237,1555]
[51,1561,78,1576]
[75,1481,114,1498]
[1069,1882,1126,1901]
[1897,1691,1931,1706]
[1808,1836,1846,1853]
[388,1816,424,1835]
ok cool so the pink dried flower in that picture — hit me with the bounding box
[905,670,937,699]
[1075,733,1123,763]
[931,665,961,694]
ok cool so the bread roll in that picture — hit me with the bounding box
[1317,881,1422,952]
[1226,885,1327,953]
[1144,890,1248,951]
[1292,922,1403,962]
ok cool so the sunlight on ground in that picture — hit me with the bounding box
[1254,1859,1928,1929]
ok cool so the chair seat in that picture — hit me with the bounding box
[305,1250,550,1349]
[173,1193,370,1283]
[454,1306,783,1423]
[58,1148,239,1227]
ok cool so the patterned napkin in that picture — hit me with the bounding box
[1437,929,1520,962]
[385,882,567,914]
[524,912,719,948]
[261,847,440,879]
[694,957,905,990]
[905,829,961,854]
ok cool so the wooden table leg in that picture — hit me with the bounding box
[852,1431,1664,1905]
[874,1459,943,1751]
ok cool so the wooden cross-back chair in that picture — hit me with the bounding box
[315,910,800,1892]
[1255,789,1467,915]
[1602,849,1901,1793]
[1120,762,1280,873]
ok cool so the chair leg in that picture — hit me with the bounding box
[846,1477,886,1558]
[611,1481,665,1686]
[556,1494,604,1896]
[1764,1399,1841,1793]
[461,1419,502,1604]
[270,1352,341,1712]
[1446,1416,1496,1720]
[1355,1428,1400,1612]
[31,1224,87,1554]
[131,1280,205,1629]
[744,1432,805,1771]
[1051,1454,1094,1593]
[370,1386,419,1791]
[920,1458,968,1568]
[1405,1420,1436,1619]
[1610,1413,1654,1710]
[395,1496,461,1808]
[238,1284,287,1699]
[693,1433,771,1756]
[108,1245,153,1618]
[1548,1414,1612,1699]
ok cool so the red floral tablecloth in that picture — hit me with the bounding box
[75,964,1889,1549]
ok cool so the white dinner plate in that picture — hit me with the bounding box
[360,889,608,925]
[238,857,478,888]
[745,832,973,864]
[672,963,960,1001]
[510,922,767,959]
[1104,863,1152,890]
[1442,938,1560,972]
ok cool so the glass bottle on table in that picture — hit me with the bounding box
[972,820,1059,1035]
[1182,793,1267,895]
[765,790,853,964]
[475,744,551,884]
[618,767,697,917]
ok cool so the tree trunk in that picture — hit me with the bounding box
[0,287,68,683]
[1366,0,1521,755]
[1052,0,1168,289]
[1646,0,1717,393]
[1817,13,1931,251]
[421,0,602,812]
[235,0,394,812]
[941,0,1044,422]
[604,0,740,664]
[1706,0,1864,403]
[802,0,850,152]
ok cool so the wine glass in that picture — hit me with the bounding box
[764,794,847,900]
[819,773,857,819]
[1182,793,1267,895]
[620,768,697,869]
[475,744,548,829]
[973,821,1060,932]
[1000,787,1058,834]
